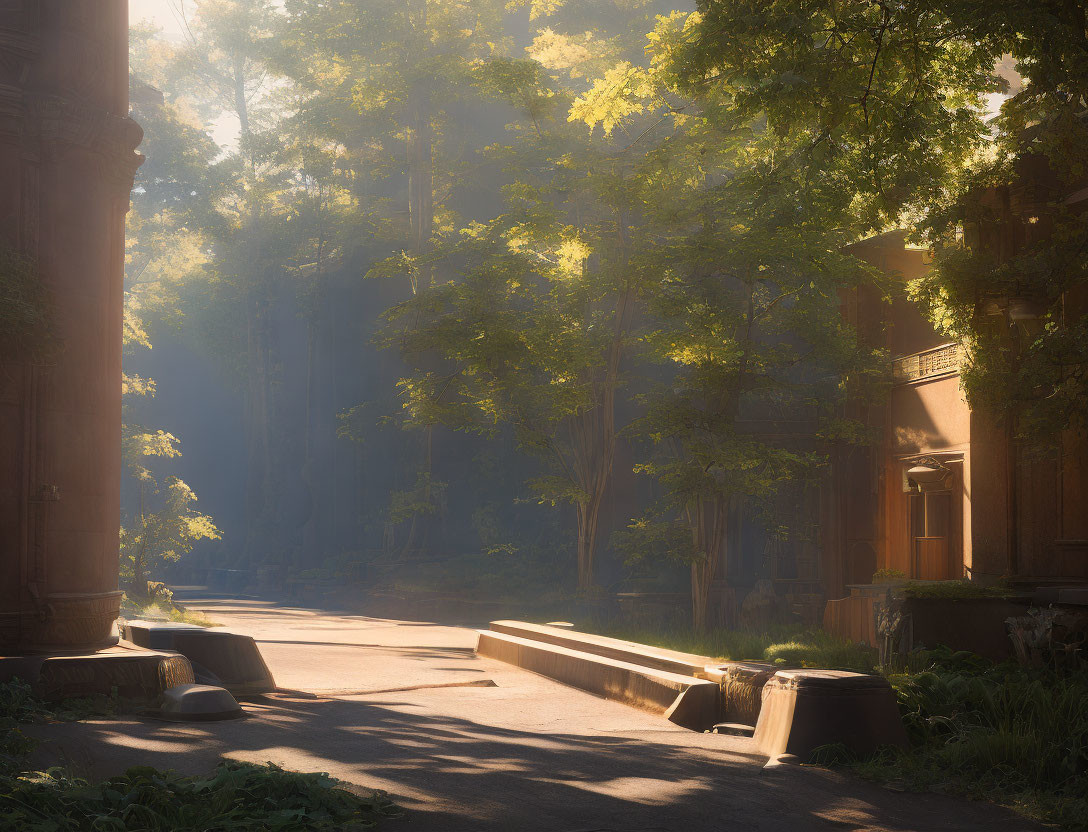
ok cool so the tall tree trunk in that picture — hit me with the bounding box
[301,317,318,556]
[401,0,437,559]
[570,283,633,593]
[404,424,434,557]
[689,497,728,632]
[132,480,147,595]
[687,279,756,627]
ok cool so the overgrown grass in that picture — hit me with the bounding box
[589,623,1085,828]
[0,762,401,831]
[592,623,879,672]
[0,679,401,830]
[119,594,220,628]
[853,648,1088,831]
[899,580,1015,600]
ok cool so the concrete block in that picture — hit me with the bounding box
[123,621,276,696]
[476,630,720,730]
[0,644,195,701]
[488,620,712,677]
[753,669,907,763]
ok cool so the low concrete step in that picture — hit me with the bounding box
[487,620,713,677]
[476,630,720,730]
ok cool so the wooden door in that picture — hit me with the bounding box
[909,491,956,580]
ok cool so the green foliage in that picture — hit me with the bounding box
[0,680,401,831]
[119,477,221,591]
[0,762,400,832]
[387,472,447,526]
[611,517,697,566]
[388,548,572,602]
[872,568,908,583]
[675,1,1088,448]
[119,593,221,628]
[0,246,53,361]
[595,623,878,672]
[899,580,1014,600]
[854,648,1088,830]
[0,680,40,772]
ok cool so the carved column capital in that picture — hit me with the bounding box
[28,94,143,191]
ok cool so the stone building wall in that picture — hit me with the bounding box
[0,1,141,652]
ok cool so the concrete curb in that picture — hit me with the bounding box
[488,620,713,677]
[476,629,720,730]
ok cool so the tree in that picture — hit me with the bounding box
[120,312,220,595]
[122,20,224,595]
[572,10,886,626]
[675,0,1088,447]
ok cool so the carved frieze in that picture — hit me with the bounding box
[892,343,963,385]
[29,94,143,189]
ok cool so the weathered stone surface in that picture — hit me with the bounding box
[159,683,243,721]
[0,642,194,700]
[488,620,712,677]
[753,669,907,763]
[0,0,141,653]
[123,621,276,696]
[476,629,720,730]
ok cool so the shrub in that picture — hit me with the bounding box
[0,681,401,830]
[855,647,1088,830]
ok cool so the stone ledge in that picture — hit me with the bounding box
[0,643,195,701]
[487,620,712,677]
[476,629,720,730]
[753,669,908,762]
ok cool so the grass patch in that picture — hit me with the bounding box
[587,622,1085,828]
[899,580,1015,600]
[831,648,1088,831]
[0,762,401,831]
[590,623,878,672]
[119,594,220,628]
[0,680,401,830]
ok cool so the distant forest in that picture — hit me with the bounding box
[120,0,1088,624]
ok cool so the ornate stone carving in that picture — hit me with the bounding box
[29,94,143,190]
[21,590,124,651]
[893,343,963,384]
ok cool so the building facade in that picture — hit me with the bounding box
[824,186,1088,644]
[0,1,141,651]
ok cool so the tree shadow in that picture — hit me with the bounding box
[29,690,1042,832]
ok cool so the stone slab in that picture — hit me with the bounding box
[123,621,275,696]
[475,629,720,730]
[0,643,194,700]
[487,620,713,677]
[753,669,908,763]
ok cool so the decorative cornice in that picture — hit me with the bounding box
[28,94,143,190]
[892,343,963,385]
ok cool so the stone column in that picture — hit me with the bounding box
[0,1,142,652]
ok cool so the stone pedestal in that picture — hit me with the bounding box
[0,1,141,653]
[753,669,908,762]
[0,644,194,701]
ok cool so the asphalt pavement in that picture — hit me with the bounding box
[29,599,1039,831]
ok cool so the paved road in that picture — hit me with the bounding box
[31,600,1038,831]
